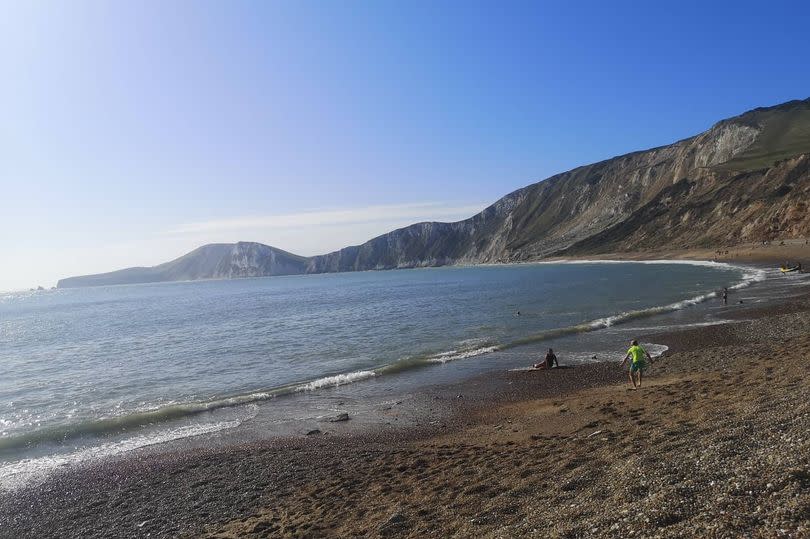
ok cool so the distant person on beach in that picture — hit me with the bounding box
[534,348,558,369]
[722,287,728,305]
[621,340,653,389]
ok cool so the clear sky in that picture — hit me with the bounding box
[1,1,809,290]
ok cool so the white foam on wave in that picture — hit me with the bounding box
[538,259,769,288]
[583,265,766,330]
[0,406,256,492]
[428,345,499,363]
[0,392,286,453]
[729,267,769,289]
[535,258,744,270]
[644,343,669,358]
[613,319,735,332]
[514,261,767,335]
[296,371,377,391]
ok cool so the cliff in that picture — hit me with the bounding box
[308,97,810,268]
[57,243,309,288]
[58,97,810,287]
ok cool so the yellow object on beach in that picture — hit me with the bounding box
[627,345,646,364]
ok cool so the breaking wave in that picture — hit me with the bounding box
[0,412,252,491]
[427,345,499,363]
[0,261,766,458]
[297,371,377,391]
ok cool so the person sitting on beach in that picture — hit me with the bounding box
[534,348,558,369]
[621,340,653,389]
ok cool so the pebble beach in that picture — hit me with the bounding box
[1,261,808,538]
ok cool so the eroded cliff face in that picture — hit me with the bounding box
[495,119,767,258]
[559,153,810,254]
[57,242,309,287]
[307,99,809,271]
[59,98,810,287]
[213,242,309,278]
[303,185,534,273]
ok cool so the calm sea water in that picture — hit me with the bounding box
[0,261,765,487]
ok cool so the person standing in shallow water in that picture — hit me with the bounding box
[621,340,653,389]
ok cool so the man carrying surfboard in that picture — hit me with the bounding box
[621,340,653,390]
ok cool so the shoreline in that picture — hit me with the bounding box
[1,272,808,537]
[15,239,808,296]
[0,258,764,463]
[544,241,810,268]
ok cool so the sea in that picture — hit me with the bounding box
[1,260,804,490]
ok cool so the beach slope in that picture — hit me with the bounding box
[2,289,808,538]
[205,296,810,538]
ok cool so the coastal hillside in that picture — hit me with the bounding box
[59,98,810,287]
[56,242,308,288]
[309,97,810,269]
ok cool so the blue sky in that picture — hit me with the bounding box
[1,1,809,290]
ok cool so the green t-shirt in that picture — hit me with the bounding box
[627,345,647,364]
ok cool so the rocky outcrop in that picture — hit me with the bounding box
[58,98,810,287]
[57,243,308,288]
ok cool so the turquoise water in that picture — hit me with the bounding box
[0,261,760,484]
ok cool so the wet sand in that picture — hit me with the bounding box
[207,294,810,539]
[1,282,809,537]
